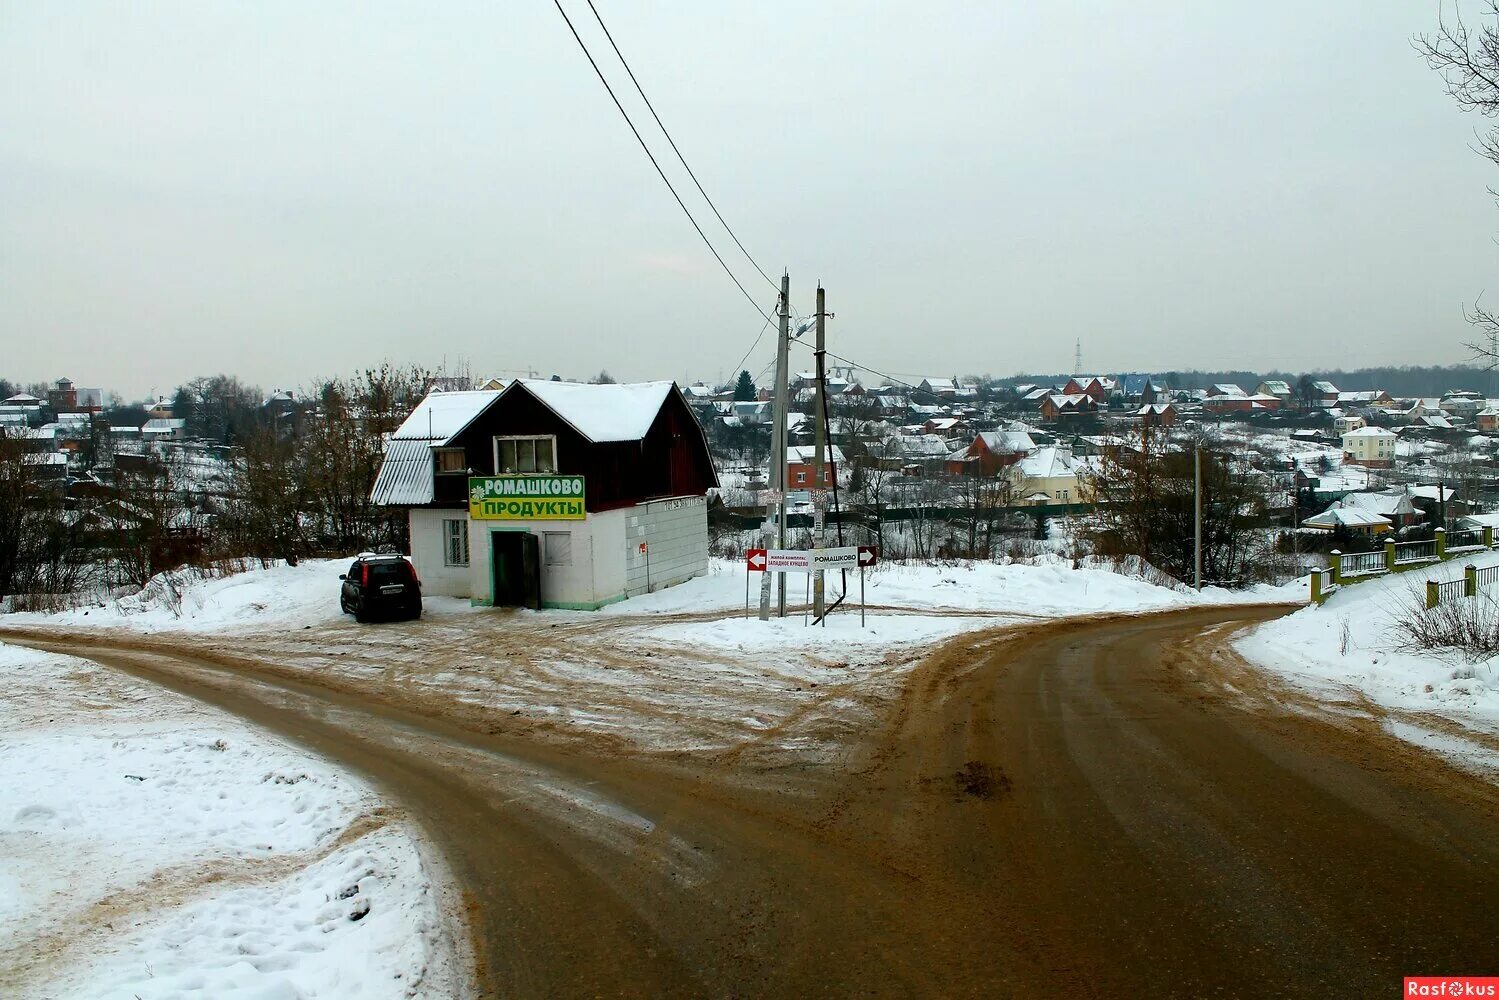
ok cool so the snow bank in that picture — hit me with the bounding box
[5,558,476,634]
[0,643,466,998]
[7,555,1301,639]
[609,557,1303,619]
[1235,553,1499,777]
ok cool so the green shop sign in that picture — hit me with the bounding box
[468,475,586,520]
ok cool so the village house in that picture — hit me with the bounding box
[1333,414,1366,435]
[1329,489,1420,528]
[1311,380,1341,407]
[1301,507,1391,535]
[1256,380,1293,404]
[1337,389,1395,410]
[944,429,1035,477]
[1062,376,1113,402]
[1438,390,1484,422]
[1478,406,1499,434]
[1113,373,1164,404]
[1135,402,1176,428]
[1039,393,1099,423]
[370,380,717,610]
[1341,425,1397,468]
[785,444,846,488]
[1008,446,1084,506]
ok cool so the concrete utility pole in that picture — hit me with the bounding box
[774,274,791,617]
[759,274,791,619]
[812,285,828,621]
[1194,444,1203,590]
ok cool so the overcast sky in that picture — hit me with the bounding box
[3,2,1497,399]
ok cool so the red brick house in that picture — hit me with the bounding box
[1040,393,1098,422]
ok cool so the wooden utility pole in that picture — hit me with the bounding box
[812,285,828,621]
[759,274,791,619]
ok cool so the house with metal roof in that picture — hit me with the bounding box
[371,380,716,610]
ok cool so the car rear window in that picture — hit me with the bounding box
[366,561,413,584]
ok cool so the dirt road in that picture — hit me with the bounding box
[10,603,1497,998]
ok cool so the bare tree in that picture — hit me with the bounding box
[1418,4,1499,366]
[1083,426,1267,585]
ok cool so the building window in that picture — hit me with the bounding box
[443,519,469,566]
[436,448,467,473]
[494,435,557,474]
[796,471,807,484]
[544,531,572,566]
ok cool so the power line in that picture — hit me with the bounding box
[727,301,779,385]
[583,0,777,292]
[789,340,928,397]
[551,0,770,324]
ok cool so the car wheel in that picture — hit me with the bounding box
[354,603,370,624]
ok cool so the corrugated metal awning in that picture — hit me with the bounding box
[370,438,437,506]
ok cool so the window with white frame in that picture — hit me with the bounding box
[543,531,572,566]
[494,435,557,474]
[443,519,469,566]
[436,448,467,473]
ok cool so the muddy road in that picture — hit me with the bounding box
[10,603,1497,998]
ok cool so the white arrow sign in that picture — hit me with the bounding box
[811,546,859,569]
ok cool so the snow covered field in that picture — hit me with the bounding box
[1236,552,1499,779]
[0,642,467,999]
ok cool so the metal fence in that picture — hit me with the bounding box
[1393,539,1437,564]
[1478,564,1499,590]
[1430,578,1468,606]
[1446,528,1484,550]
[1340,550,1386,576]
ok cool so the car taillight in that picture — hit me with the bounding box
[360,563,369,586]
[408,562,421,586]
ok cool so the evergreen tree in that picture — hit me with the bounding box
[733,369,756,401]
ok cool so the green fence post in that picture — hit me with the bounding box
[1485,525,1494,549]
[1435,527,1447,560]
[1384,538,1397,572]
[1426,579,1441,610]
[1466,564,1478,597]
[1330,549,1343,585]
[1310,570,1322,605]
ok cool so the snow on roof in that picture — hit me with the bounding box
[512,380,674,443]
[1211,383,1246,397]
[1333,491,1414,517]
[1312,380,1339,393]
[390,390,503,443]
[1302,508,1391,530]
[1259,380,1292,394]
[1407,484,1456,502]
[921,378,956,390]
[3,393,41,405]
[977,430,1035,453]
[1459,512,1499,529]
[1343,426,1396,438]
[786,445,847,464]
[1015,446,1079,478]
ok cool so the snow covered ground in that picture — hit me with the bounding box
[1235,551,1499,780]
[0,642,467,999]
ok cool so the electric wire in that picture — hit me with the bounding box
[583,0,778,292]
[551,0,771,324]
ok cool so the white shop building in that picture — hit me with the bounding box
[371,379,718,610]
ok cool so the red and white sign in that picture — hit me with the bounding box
[747,547,875,572]
[638,542,648,555]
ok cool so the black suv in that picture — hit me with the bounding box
[339,554,422,623]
